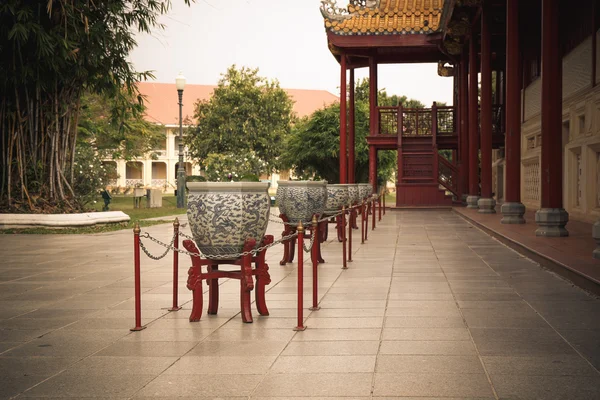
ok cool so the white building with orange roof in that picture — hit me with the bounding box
[103,82,338,192]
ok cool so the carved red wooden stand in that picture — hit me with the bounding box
[182,235,273,323]
[279,214,325,265]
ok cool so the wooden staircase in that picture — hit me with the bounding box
[367,103,504,207]
[395,106,453,207]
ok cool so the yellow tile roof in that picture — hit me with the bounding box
[322,0,446,35]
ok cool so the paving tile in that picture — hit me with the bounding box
[254,373,373,397]
[491,374,600,399]
[163,355,276,374]
[380,340,477,355]
[21,373,157,398]
[61,356,177,376]
[308,308,386,317]
[281,340,380,356]
[373,373,494,397]
[271,355,376,373]
[0,356,78,377]
[385,316,466,328]
[130,373,262,397]
[203,328,296,342]
[482,355,598,376]
[293,328,382,341]
[0,375,50,399]
[376,355,485,374]
[382,328,471,341]
[186,340,289,356]
[95,341,198,357]
[304,317,383,329]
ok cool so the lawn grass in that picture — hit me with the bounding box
[92,194,186,220]
[384,191,396,206]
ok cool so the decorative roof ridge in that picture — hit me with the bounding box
[320,0,380,22]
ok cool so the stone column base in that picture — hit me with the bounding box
[535,208,569,237]
[466,195,480,209]
[501,202,526,224]
[461,194,469,205]
[593,220,600,260]
[477,198,496,214]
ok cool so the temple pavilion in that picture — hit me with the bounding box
[320,0,600,237]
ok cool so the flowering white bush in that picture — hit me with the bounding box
[73,144,116,207]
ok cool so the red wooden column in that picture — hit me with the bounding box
[535,0,569,236]
[455,64,462,198]
[369,57,378,136]
[478,3,495,214]
[368,56,378,190]
[467,35,480,208]
[501,0,526,224]
[340,55,348,184]
[460,52,470,202]
[349,68,356,183]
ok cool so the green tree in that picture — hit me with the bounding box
[78,92,164,161]
[281,78,409,184]
[186,66,295,176]
[0,0,190,212]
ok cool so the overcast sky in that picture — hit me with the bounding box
[131,0,454,106]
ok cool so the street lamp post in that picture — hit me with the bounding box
[176,72,186,208]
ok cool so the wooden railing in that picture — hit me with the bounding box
[375,105,507,137]
[403,108,432,136]
[436,106,455,135]
[378,107,398,135]
[376,106,458,137]
[437,154,460,197]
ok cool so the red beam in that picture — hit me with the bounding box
[328,31,442,48]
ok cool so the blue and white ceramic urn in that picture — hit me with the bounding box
[324,184,349,215]
[343,184,361,205]
[187,182,270,258]
[358,183,373,201]
[276,180,327,223]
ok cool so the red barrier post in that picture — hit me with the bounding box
[361,202,365,244]
[348,206,353,262]
[131,223,146,331]
[310,216,320,310]
[169,218,182,311]
[294,221,306,331]
[342,207,348,269]
[372,196,376,230]
[365,201,369,241]
[378,191,382,221]
[383,189,386,215]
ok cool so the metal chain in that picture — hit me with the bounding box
[139,231,298,260]
[302,228,316,253]
[139,231,177,260]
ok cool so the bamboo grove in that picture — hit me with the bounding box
[0,0,190,212]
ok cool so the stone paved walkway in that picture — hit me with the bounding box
[1,210,599,399]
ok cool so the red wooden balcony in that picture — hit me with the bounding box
[369,105,505,150]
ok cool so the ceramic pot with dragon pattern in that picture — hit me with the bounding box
[341,184,361,205]
[358,183,373,201]
[276,180,327,223]
[187,182,270,258]
[324,184,349,215]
